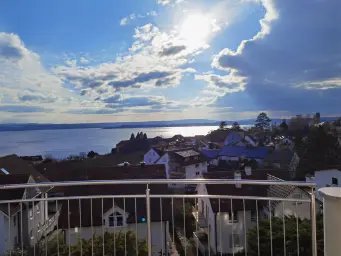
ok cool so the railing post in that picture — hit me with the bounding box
[146,184,152,256]
[319,187,341,256]
[311,187,317,256]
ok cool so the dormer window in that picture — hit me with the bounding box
[108,212,124,227]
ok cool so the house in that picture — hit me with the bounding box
[200,149,219,166]
[194,168,320,255]
[308,168,341,201]
[273,136,294,150]
[218,145,269,166]
[267,175,322,219]
[155,149,208,188]
[194,170,270,255]
[143,148,164,164]
[20,155,43,165]
[0,170,58,253]
[45,164,171,255]
[263,149,300,178]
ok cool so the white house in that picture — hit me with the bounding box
[143,148,163,164]
[193,168,321,255]
[155,149,208,188]
[61,199,170,256]
[0,155,57,253]
[309,168,341,201]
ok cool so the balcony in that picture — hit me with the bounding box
[0,179,320,256]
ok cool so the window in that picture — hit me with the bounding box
[185,157,189,162]
[37,223,40,232]
[195,163,199,168]
[229,234,241,248]
[36,204,40,214]
[229,211,238,223]
[29,209,33,219]
[251,210,257,222]
[108,212,124,227]
[13,215,16,226]
[30,230,33,240]
[332,177,338,186]
[194,156,198,160]
[292,192,302,205]
[195,172,200,176]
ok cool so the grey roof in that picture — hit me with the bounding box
[174,150,200,158]
[264,149,295,167]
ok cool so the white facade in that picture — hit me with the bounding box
[195,184,255,254]
[144,149,161,165]
[314,169,341,200]
[155,153,170,178]
[64,206,169,256]
[185,162,208,179]
[273,188,320,219]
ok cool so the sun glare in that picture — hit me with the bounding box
[180,14,211,46]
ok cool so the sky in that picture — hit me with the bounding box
[0,0,340,123]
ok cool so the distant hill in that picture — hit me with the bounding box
[0,116,338,132]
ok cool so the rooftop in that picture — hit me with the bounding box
[219,145,269,159]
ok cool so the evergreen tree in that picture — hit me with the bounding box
[130,133,135,140]
[219,121,227,129]
[231,121,241,131]
[255,112,272,130]
[279,119,289,131]
[143,133,147,140]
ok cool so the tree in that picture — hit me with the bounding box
[87,150,98,158]
[130,133,135,140]
[45,230,147,256]
[219,121,227,129]
[279,119,288,131]
[296,126,341,179]
[255,112,272,130]
[231,122,241,131]
[143,133,148,140]
[245,215,324,256]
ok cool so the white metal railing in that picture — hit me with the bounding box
[0,179,318,256]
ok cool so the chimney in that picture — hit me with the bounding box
[245,166,252,176]
[234,171,242,188]
[305,174,315,183]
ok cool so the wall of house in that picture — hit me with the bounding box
[143,149,160,165]
[224,132,241,146]
[65,222,169,255]
[185,162,208,180]
[315,169,341,200]
[196,184,256,254]
[216,211,255,254]
[273,188,321,220]
[209,159,219,166]
[0,212,19,252]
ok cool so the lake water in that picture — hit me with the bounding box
[0,126,220,159]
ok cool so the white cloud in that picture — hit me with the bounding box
[120,17,128,26]
[157,0,184,6]
[79,57,89,64]
[54,23,208,102]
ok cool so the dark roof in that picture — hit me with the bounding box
[20,155,43,161]
[219,146,269,159]
[202,171,268,213]
[56,165,170,228]
[151,147,164,156]
[201,149,219,159]
[263,149,295,168]
[0,155,50,194]
[0,174,30,216]
[168,150,206,166]
[36,151,145,175]
[202,168,293,213]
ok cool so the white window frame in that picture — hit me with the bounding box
[292,192,302,205]
[108,211,125,227]
[195,171,200,176]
